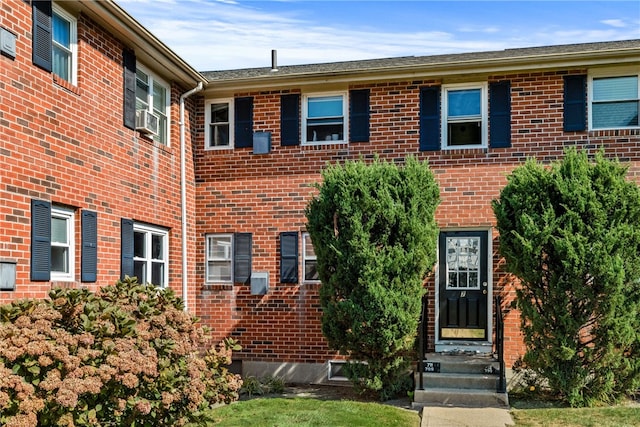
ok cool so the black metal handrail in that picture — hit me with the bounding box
[417,293,428,390]
[495,295,506,393]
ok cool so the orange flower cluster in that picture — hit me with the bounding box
[0,277,242,426]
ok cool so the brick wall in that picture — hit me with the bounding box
[2,0,639,373]
[195,71,640,368]
[0,2,198,303]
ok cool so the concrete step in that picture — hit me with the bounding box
[413,387,509,408]
[414,352,508,408]
[418,372,498,390]
[420,353,499,374]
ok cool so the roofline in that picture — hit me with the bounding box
[202,42,640,93]
[62,0,207,88]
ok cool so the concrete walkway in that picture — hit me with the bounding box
[421,406,515,427]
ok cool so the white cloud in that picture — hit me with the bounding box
[601,19,627,28]
[458,25,501,34]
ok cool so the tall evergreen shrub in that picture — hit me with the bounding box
[493,149,640,406]
[305,157,440,399]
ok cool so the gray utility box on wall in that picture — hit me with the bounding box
[1,27,17,59]
[251,272,269,295]
[0,261,16,291]
[253,132,271,155]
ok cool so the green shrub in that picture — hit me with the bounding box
[0,277,242,426]
[305,157,440,400]
[240,375,285,397]
[493,149,640,407]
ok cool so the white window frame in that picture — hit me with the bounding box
[206,234,233,284]
[302,232,320,283]
[588,66,640,131]
[50,206,75,281]
[136,64,171,146]
[204,99,234,150]
[441,83,488,149]
[133,223,168,288]
[303,92,348,145]
[52,5,77,85]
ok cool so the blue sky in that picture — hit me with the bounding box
[118,0,640,71]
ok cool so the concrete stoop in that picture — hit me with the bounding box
[413,353,509,409]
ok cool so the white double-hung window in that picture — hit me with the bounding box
[302,233,319,283]
[442,83,488,148]
[205,100,233,149]
[590,70,639,130]
[136,65,170,145]
[206,234,233,283]
[52,5,77,84]
[133,224,168,287]
[50,207,74,281]
[303,93,346,144]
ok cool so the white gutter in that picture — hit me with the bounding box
[179,81,204,311]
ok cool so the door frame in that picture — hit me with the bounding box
[434,227,493,353]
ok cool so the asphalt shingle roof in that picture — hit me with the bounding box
[201,40,640,82]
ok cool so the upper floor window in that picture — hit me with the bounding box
[303,93,347,144]
[133,223,168,287]
[205,100,233,149]
[51,206,75,281]
[590,74,639,130]
[442,83,488,148]
[136,65,170,145]
[52,5,77,84]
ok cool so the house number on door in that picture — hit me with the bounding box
[460,291,466,298]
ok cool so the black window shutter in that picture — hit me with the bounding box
[489,81,511,149]
[32,0,52,72]
[233,233,252,284]
[31,199,51,281]
[81,210,98,282]
[123,49,137,130]
[564,75,587,132]
[280,232,298,283]
[280,94,300,146]
[419,87,441,151]
[235,97,253,148]
[350,89,370,142]
[121,218,134,280]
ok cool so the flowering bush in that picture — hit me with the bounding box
[0,277,242,426]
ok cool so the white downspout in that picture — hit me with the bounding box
[179,81,203,311]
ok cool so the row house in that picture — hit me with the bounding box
[0,0,206,309]
[2,0,639,390]
[195,40,640,383]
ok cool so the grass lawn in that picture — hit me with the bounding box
[205,397,420,427]
[510,406,640,427]
[510,396,640,427]
[200,389,640,427]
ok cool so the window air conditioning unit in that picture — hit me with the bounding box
[135,110,159,135]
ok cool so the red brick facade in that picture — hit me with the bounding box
[2,1,639,382]
[0,1,201,305]
[196,68,640,371]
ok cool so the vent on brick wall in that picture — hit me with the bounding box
[253,132,271,154]
[1,27,17,59]
[251,272,269,295]
[0,261,16,291]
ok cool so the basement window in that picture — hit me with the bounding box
[328,360,349,381]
